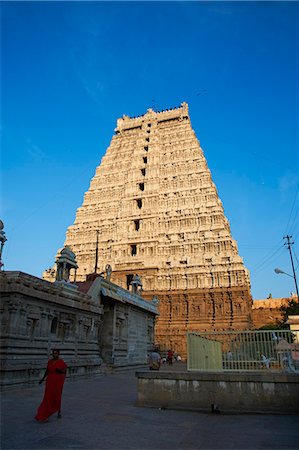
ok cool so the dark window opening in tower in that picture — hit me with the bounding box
[143,157,147,164]
[139,183,144,191]
[134,219,140,231]
[148,123,151,127]
[51,318,58,334]
[145,137,149,142]
[141,168,146,176]
[137,198,142,208]
[144,146,148,151]
[147,129,150,133]
[126,274,134,290]
[131,244,137,256]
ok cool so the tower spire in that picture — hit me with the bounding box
[44,104,252,356]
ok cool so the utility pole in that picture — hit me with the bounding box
[283,235,299,299]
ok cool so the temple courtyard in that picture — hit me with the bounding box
[1,364,299,450]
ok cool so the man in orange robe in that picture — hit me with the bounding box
[35,349,67,422]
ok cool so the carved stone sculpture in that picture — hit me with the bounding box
[131,273,143,294]
[105,264,112,281]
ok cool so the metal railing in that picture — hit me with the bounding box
[187,329,299,373]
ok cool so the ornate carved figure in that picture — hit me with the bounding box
[131,274,143,294]
[105,264,112,281]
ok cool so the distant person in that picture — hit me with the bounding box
[148,348,161,370]
[167,349,174,365]
[261,354,270,369]
[35,349,67,422]
[227,350,233,361]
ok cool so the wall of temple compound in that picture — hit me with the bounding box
[0,271,103,388]
[0,271,157,388]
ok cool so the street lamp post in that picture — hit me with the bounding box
[274,268,299,299]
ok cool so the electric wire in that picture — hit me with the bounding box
[252,247,286,275]
[250,244,285,274]
[292,247,299,270]
[288,207,298,236]
[285,183,299,235]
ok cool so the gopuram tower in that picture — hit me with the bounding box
[44,103,252,356]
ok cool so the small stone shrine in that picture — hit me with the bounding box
[55,246,78,283]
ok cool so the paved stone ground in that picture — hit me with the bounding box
[1,366,299,450]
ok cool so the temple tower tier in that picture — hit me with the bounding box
[43,102,252,356]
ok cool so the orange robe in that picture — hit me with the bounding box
[35,358,67,421]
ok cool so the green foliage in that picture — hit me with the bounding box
[258,322,281,331]
[278,299,299,328]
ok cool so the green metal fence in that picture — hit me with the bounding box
[187,329,299,373]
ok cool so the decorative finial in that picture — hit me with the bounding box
[0,220,7,270]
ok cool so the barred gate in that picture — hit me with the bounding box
[187,330,299,373]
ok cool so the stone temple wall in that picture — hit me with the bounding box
[0,271,157,388]
[251,298,291,329]
[0,271,103,388]
[43,103,252,357]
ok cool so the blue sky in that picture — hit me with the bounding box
[1,1,298,300]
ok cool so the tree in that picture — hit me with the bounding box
[279,299,299,328]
